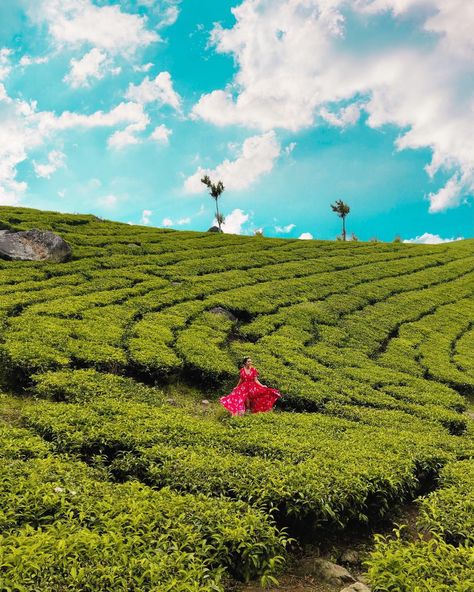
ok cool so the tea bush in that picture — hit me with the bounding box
[367,457,474,591]
[418,460,474,545]
[366,530,474,592]
[0,454,288,590]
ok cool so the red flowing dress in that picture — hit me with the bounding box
[220,366,281,416]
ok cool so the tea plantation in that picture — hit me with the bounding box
[0,205,473,591]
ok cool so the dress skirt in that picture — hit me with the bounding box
[220,367,281,416]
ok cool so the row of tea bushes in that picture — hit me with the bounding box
[417,459,474,545]
[336,270,474,355]
[453,326,474,380]
[0,418,288,590]
[366,458,474,591]
[228,338,467,433]
[239,251,467,340]
[413,299,474,395]
[367,531,473,591]
[29,368,165,405]
[19,396,465,527]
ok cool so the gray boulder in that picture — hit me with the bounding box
[316,560,356,586]
[294,558,356,586]
[209,306,238,321]
[0,228,72,262]
[340,549,360,566]
[340,583,371,592]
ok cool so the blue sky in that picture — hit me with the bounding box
[0,0,473,243]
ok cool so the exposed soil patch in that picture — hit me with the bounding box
[238,576,336,592]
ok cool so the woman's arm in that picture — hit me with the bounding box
[253,368,266,387]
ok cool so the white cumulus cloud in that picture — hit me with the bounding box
[33,150,66,178]
[19,55,49,67]
[184,131,281,194]
[27,0,159,56]
[133,62,154,73]
[125,72,181,110]
[427,175,468,213]
[162,215,192,227]
[299,232,314,240]
[275,223,296,233]
[159,5,180,27]
[320,104,362,127]
[150,124,172,144]
[108,114,150,150]
[0,48,12,81]
[404,232,464,244]
[26,0,160,87]
[219,208,249,234]
[191,0,474,212]
[136,0,181,27]
[64,48,121,88]
[98,194,120,208]
[141,209,153,224]
[0,81,149,203]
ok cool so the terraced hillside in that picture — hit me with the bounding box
[0,205,473,591]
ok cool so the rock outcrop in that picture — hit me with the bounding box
[209,306,238,322]
[294,558,357,586]
[340,583,371,592]
[0,229,72,262]
[340,549,360,567]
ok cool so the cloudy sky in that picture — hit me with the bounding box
[0,0,473,242]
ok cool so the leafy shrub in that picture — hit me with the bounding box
[417,460,474,545]
[0,455,288,589]
[366,529,474,592]
[30,368,165,405]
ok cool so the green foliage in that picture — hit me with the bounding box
[19,397,463,527]
[366,529,474,592]
[0,453,288,590]
[0,421,50,460]
[417,460,474,545]
[367,457,474,590]
[29,368,165,405]
[1,205,473,589]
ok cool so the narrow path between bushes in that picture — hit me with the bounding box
[235,502,422,592]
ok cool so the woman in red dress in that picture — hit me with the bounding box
[220,357,282,416]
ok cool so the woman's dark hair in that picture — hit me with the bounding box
[241,357,251,368]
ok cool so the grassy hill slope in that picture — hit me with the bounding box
[0,205,473,591]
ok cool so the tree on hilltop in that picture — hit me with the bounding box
[330,199,350,241]
[201,175,225,233]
